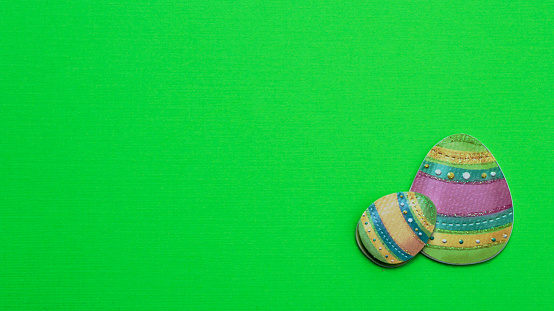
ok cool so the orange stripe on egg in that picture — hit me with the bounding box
[374,194,425,256]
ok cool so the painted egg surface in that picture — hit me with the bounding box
[357,192,437,265]
[411,134,513,265]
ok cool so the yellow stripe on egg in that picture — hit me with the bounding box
[426,226,512,249]
[428,146,496,165]
[359,212,399,262]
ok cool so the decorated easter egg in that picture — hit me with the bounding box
[356,192,437,267]
[411,134,513,265]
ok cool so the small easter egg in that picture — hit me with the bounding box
[411,134,513,265]
[356,192,437,267]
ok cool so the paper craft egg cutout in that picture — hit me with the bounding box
[356,192,437,267]
[411,133,513,265]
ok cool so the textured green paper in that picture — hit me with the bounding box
[0,1,552,310]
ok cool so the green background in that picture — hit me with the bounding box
[1,1,552,310]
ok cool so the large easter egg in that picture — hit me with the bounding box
[356,192,437,267]
[411,133,513,265]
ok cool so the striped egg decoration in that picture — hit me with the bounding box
[411,133,513,265]
[356,192,437,267]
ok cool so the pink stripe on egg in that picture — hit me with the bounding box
[410,171,512,216]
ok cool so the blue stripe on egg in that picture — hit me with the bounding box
[397,192,429,243]
[367,203,413,261]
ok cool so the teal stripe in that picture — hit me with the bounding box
[435,208,513,231]
[367,203,413,261]
[396,192,429,243]
[419,161,504,182]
